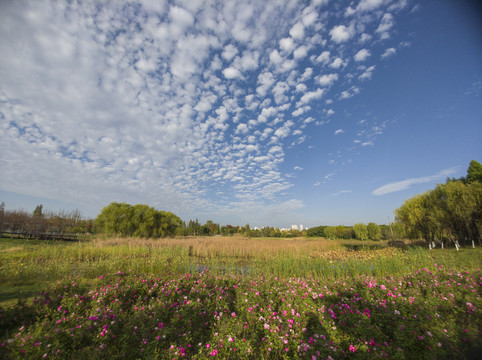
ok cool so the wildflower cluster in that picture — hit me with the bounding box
[0,265,480,359]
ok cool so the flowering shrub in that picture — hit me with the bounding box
[0,266,480,359]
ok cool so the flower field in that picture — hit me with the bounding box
[1,260,480,359]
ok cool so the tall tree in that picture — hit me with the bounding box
[367,223,381,240]
[353,223,368,240]
[33,204,43,217]
[466,160,482,184]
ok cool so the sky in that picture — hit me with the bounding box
[0,0,481,228]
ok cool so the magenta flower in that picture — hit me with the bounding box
[349,344,356,352]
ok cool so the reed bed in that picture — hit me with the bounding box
[91,236,343,259]
[1,236,481,306]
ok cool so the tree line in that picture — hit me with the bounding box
[395,160,482,245]
[2,160,479,242]
[0,203,92,237]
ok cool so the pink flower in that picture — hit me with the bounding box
[210,349,218,356]
[231,312,236,317]
[349,345,356,352]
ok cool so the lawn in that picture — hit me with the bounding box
[0,236,480,359]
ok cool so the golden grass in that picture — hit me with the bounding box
[92,236,343,259]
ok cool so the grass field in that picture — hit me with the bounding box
[0,236,480,359]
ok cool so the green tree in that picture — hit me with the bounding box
[335,225,346,239]
[466,160,482,184]
[324,226,337,239]
[394,161,482,244]
[441,181,482,244]
[367,222,381,240]
[306,226,326,237]
[353,223,368,240]
[33,204,43,217]
[395,192,443,242]
[97,203,182,238]
[95,202,135,236]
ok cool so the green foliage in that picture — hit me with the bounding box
[466,160,482,184]
[353,223,368,240]
[395,161,482,244]
[367,222,381,240]
[33,204,43,217]
[95,202,181,238]
[306,225,326,237]
[324,226,337,239]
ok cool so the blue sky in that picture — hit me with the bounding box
[0,0,480,228]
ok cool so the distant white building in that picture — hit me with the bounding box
[291,224,298,230]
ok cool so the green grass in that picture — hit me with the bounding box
[1,236,481,308]
[0,236,480,359]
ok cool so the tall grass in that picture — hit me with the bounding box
[1,236,481,306]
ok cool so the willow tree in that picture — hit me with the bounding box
[395,160,482,244]
[95,202,181,238]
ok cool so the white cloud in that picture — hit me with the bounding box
[295,83,308,93]
[169,6,195,37]
[330,57,345,69]
[279,37,296,53]
[300,67,313,82]
[330,25,353,43]
[302,10,318,27]
[381,47,396,59]
[289,22,305,40]
[359,33,372,43]
[354,48,371,61]
[294,166,303,171]
[239,50,259,71]
[293,45,309,59]
[376,13,394,39]
[272,81,290,104]
[356,0,386,12]
[331,190,352,196]
[222,44,238,61]
[372,168,459,195]
[318,73,338,86]
[334,129,344,135]
[298,88,325,105]
[359,65,375,80]
[269,49,283,65]
[256,71,275,96]
[235,123,249,134]
[315,50,330,64]
[223,66,241,79]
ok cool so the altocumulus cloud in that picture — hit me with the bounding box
[0,0,412,224]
